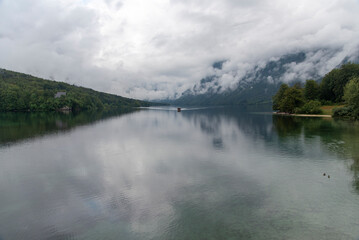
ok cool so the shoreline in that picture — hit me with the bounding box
[273,112,332,118]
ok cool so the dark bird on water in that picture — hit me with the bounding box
[328,175,330,178]
[323,173,326,176]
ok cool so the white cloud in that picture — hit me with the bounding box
[0,0,358,100]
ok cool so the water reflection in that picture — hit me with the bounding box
[0,108,359,239]
[0,110,135,146]
[272,115,359,194]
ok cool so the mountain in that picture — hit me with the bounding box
[170,51,358,106]
[0,69,154,112]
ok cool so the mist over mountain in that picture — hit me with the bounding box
[168,49,359,106]
[1,0,359,101]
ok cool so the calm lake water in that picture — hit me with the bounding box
[0,107,359,240]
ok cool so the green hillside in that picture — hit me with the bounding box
[0,69,152,112]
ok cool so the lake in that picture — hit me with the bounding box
[0,107,359,240]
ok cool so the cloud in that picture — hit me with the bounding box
[0,0,358,100]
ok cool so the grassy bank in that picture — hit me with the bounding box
[274,105,348,118]
[274,112,332,118]
[320,105,342,115]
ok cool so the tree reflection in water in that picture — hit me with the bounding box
[273,115,359,193]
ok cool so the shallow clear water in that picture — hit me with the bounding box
[0,107,359,240]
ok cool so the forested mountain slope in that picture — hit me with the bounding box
[0,69,151,112]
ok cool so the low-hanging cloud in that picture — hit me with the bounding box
[0,0,358,100]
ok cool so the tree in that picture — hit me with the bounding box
[320,63,359,103]
[343,77,359,118]
[280,87,304,114]
[273,84,289,111]
[320,69,340,102]
[304,80,320,100]
[273,84,304,113]
[296,100,322,114]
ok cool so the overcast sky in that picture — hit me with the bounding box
[0,0,358,100]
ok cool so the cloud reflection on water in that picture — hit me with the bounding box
[0,108,358,239]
